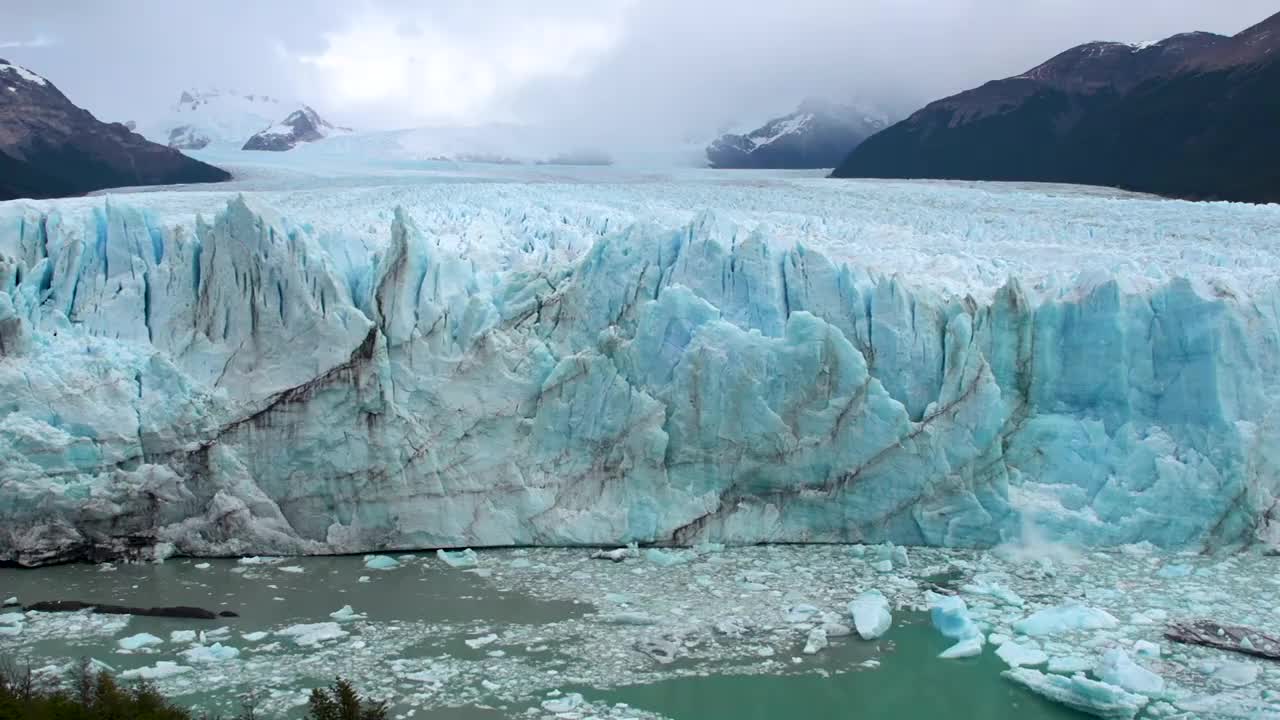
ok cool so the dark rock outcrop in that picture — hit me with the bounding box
[0,59,231,201]
[833,11,1280,203]
[24,600,233,620]
[242,105,348,151]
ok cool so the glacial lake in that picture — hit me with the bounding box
[5,545,1257,719]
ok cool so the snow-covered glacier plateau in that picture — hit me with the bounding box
[2,167,1280,566]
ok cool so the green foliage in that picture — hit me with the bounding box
[0,658,195,720]
[305,678,387,720]
[0,657,382,720]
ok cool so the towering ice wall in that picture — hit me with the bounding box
[0,192,1277,565]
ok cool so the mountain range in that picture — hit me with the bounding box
[832,10,1280,203]
[0,60,229,201]
[707,100,888,169]
[142,89,347,152]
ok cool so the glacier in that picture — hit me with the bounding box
[1,171,1280,565]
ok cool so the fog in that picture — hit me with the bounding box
[4,0,1276,145]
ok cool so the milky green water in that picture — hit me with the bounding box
[0,556,1089,719]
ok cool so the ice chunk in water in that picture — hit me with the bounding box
[242,631,269,642]
[2,597,16,606]
[1048,656,1094,673]
[436,548,478,568]
[928,593,979,641]
[120,662,193,680]
[169,630,197,644]
[181,643,240,663]
[363,555,400,570]
[1013,604,1119,637]
[803,627,828,655]
[643,548,695,566]
[784,604,821,624]
[1003,669,1148,720]
[465,633,498,649]
[997,641,1048,668]
[1096,650,1164,696]
[848,590,892,640]
[276,622,348,646]
[541,692,584,713]
[1213,660,1259,686]
[939,636,984,659]
[329,605,366,622]
[117,632,163,651]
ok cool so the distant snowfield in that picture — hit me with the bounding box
[72,150,1280,305]
[2,153,1279,566]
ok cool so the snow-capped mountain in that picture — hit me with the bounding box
[142,89,344,151]
[707,99,889,169]
[834,9,1280,202]
[242,105,351,151]
[142,89,287,149]
[0,60,229,200]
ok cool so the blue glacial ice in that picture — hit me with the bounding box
[1,175,1280,564]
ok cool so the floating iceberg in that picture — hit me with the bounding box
[181,642,240,663]
[117,632,163,651]
[363,555,400,570]
[1,176,1279,564]
[1003,669,1148,719]
[848,590,892,640]
[928,593,980,641]
[1013,604,1119,637]
[275,622,347,646]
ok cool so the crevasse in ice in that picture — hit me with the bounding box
[1,183,1279,564]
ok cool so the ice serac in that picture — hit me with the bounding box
[1,195,1279,564]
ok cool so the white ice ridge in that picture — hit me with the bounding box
[1,185,1280,564]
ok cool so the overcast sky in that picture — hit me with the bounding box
[3,1,1276,144]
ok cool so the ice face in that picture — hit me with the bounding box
[1,174,1279,563]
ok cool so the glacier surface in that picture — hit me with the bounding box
[1,168,1280,564]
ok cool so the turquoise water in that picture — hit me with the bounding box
[0,555,1090,719]
[595,616,1085,719]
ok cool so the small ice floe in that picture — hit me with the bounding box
[591,547,633,563]
[1132,640,1160,658]
[0,612,23,637]
[363,555,400,570]
[169,630,197,644]
[784,604,821,624]
[242,631,269,642]
[465,633,499,649]
[181,643,240,663]
[939,636,984,659]
[996,640,1048,668]
[848,590,892,640]
[1213,660,1259,687]
[279,565,305,574]
[2,597,17,606]
[1003,668,1148,720]
[276,622,348,646]
[1096,649,1164,696]
[117,632,164,651]
[1013,604,1119,637]
[237,556,282,565]
[635,638,678,664]
[1047,655,1093,673]
[329,605,366,622]
[643,548,694,567]
[961,577,1025,607]
[928,592,980,642]
[541,692,584,713]
[193,562,211,570]
[120,662,194,680]
[600,611,660,626]
[436,548,478,568]
[803,627,828,655]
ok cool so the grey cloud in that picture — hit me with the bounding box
[3,0,1276,143]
